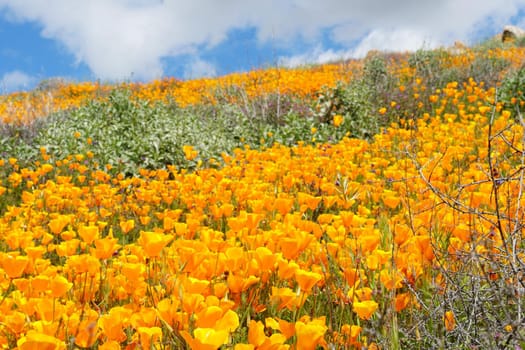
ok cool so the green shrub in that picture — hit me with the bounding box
[1,88,355,176]
[498,65,525,116]
[313,81,378,139]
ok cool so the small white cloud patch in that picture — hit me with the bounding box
[0,70,34,92]
[183,58,217,80]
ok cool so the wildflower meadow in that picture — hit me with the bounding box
[1,38,525,349]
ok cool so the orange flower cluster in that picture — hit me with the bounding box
[0,82,112,124]
[0,63,357,125]
[0,75,521,348]
[1,45,525,348]
[3,44,525,126]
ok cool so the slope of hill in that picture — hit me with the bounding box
[0,38,525,349]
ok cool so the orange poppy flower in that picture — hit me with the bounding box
[13,278,30,295]
[366,254,380,270]
[212,282,228,299]
[93,235,120,260]
[121,262,144,281]
[380,269,404,290]
[77,225,99,245]
[382,191,401,209]
[48,215,70,235]
[119,219,135,234]
[183,277,210,295]
[452,223,471,242]
[273,197,294,216]
[227,274,260,294]
[2,254,29,279]
[277,258,299,280]
[248,319,288,349]
[98,341,121,350]
[214,309,240,333]
[352,300,378,320]
[279,237,303,260]
[55,239,80,257]
[224,246,246,273]
[295,318,328,350]
[333,114,344,127]
[156,298,180,327]
[394,293,411,312]
[254,246,277,272]
[234,344,255,350]
[297,192,322,211]
[24,246,46,261]
[74,320,99,348]
[181,328,229,350]
[340,324,362,346]
[276,318,295,339]
[248,320,266,347]
[17,330,65,350]
[98,307,132,342]
[271,287,301,311]
[131,307,158,329]
[444,311,456,331]
[163,216,176,232]
[137,231,173,258]
[195,306,223,328]
[31,275,50,294]
[49,275,73,298]
[5,311,27,335]
[35,298,65,322]
[394,224,411,246]
[183,145,199,161]
[182,293,206,314]
[295,269,323,292]
[357,233,380,253]
[354,287,373,301]
[137,326,162,349]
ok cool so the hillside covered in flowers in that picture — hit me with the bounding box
[1,39,525,349]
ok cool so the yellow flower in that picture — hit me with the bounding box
[181,328,229,350]
[352,300,378,320]
[119,219,135,234]
[17,330,65,350]
[1,254,29,279]
[295,317,328,350]
[48,216,70,235]
[333,114,344,127]
[77,224,99,245]
[248,320,266,347]
[49,275,72,298]
[444,311,456,331]
[137,231,173,257]
[183,145,198,160]
[295,269,323,292]
[137,327,162,349]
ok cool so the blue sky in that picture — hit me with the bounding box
[0,0,525,93]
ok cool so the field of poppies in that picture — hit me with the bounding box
[1,38,525,349]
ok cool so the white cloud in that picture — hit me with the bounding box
[350,29,439,58]
[0,70,34,92]
[280,29,438,68]
[183,58,217,79]
[0,0,523,80]
[279,46,353,68]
